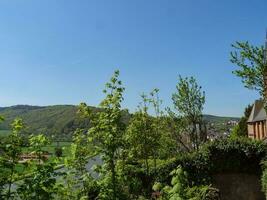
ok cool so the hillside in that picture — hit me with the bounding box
[0,105,239,137]
[0,105,94,137]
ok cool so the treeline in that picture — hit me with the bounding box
[0,105,238,139]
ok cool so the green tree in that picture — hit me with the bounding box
[17,134,59,200]
[148,89,174,162]
[231,41,267,104]
[169,76,206,151]
[149,89,165,165]
[231,104,252,138]
[79,70,125,200]
[125,93,157,176]
[0,119,24,199]
[55,128,97,200]
[66,129,95,199]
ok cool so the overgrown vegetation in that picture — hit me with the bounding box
[0,66,266,199]
[230,104,252,138]
[230,40,267,198]
[0,106,237,139]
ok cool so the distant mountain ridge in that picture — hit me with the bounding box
[0,105,239,137]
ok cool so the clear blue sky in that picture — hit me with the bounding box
[0,0,266,117]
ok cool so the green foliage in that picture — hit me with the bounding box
[230,104,252,138]
[185,185,220,200]
[145,137,266,191]
[125,92,162,175]
[230,124,241,138]
[17,134,59,200]
[149,89,174,161]
[205,137,266,174]
[68,129,91,173]
[230,117,247,138]
[0,118,24,199]
[231,41,266,96]
[168,76,206,151]
[153,166,219,200]
[123,89,173,198]
[0,105,113,139]
[172,76,205,121]
[18,162,59,200]
[126,110,154,174]
[166,166,188,199]
[153,152,211,187]
[56,129,95,199]
[79,70,126,199]
[0,71,262,199]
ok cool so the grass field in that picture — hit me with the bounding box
[0,129,72,157]
[21,141,72,157]
[18,141,72,175]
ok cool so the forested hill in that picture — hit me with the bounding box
[0,105,239,137]
[0,105,99,137]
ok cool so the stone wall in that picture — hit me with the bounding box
[213,173,265,200]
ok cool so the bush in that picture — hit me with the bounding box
[186,185,220,200]
[124,138,267,198]
[153,166,220,200]
[152,138,266,187]
[154,151,211,186]
[205,137,266,175]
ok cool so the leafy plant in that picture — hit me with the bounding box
[231,41,267,98]
[78,70,126,199]
[230,104,252,138]
[17,134,59,200]
[0,119,24,199]
[168,76,206,151]
[153,166,219,200]
[126,93,159,176]
[63,129,94,199]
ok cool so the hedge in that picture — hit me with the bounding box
[151,137,267,186]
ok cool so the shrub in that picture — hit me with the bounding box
[186,185,220,200]
[153,166,220,200]
[205,137,266,175]
[153,137,266,188]
[124,138,267,198]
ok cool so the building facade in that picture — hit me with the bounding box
[247,100,267,140]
